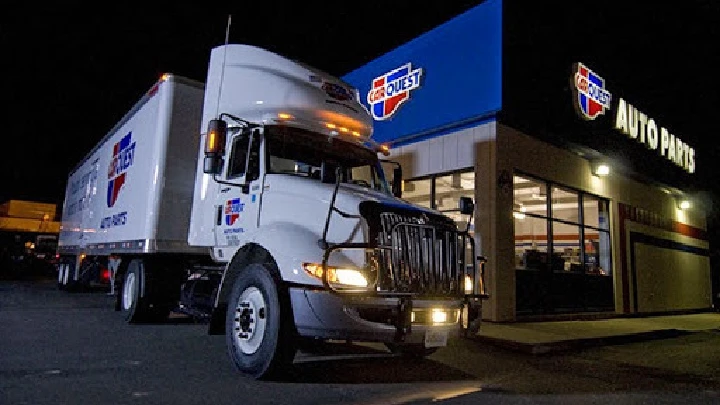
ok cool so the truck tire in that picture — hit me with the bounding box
[59,262,78,292]
[225,263,296,379]
[57,263,68,290]
[120,259,171,323]
[385,343,438,358]
[462,302,482,339]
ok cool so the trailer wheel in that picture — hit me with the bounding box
[225,263,296,379]
[122,263,143,322]
[58,262,76,291]
[385,343,438,358]
[57,263,67,290]
[121,260,161,323]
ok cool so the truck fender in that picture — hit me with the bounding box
[207,243,281,335]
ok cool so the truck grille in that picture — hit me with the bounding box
[376,212,468,297]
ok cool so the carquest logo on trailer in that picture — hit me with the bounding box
[367,63,422,121]
[106,132,136,208]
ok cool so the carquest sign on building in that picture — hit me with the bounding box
[343,0,711,322]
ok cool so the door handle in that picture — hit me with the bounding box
[220,187,230,193]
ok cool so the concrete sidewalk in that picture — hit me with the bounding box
[476,312,720,354]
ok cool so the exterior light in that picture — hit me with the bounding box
[678,200,691,210]
[593,163,610,176]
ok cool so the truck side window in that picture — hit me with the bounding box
[247,135,261,182]
[227,134,249,178]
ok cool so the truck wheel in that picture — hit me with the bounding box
[385,343,438,358]
[59,263,78,292]
[57,263,67,290]
[122,263,144,322]
[121,260,155,323]
[120,259,171,323]
[225,263,296,379]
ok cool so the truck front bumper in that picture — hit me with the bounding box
[289,287,470,344]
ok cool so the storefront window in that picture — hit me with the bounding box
[403,170,475,228]
[583,194,610,230]
[435,172,475,225]
[435,173,474,211]
[514,173,613,314]
[585,230,612,275]
[551,187,579,223]
[513,175,547,217]
[514,215,547,270]
[402,178,432,208]
[513,173,612,276]
[553,222,582,272]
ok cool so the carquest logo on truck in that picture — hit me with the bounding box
[225,198,244,226]
[106,132,136,208]
[367,62,422,121]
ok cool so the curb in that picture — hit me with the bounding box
[476,328,694,354]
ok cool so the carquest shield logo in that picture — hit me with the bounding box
[106,132,136,208]
[572,62,611,120]
[225,198,245,226]
[367,63,422,120]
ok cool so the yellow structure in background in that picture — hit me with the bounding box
[0,200,60,233]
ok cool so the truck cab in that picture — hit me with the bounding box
[183,45,486,378]
[60,44,487,380]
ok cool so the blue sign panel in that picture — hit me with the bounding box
[343,0,502,144]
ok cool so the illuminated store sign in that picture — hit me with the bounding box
[572,63,696,174]
[367,63,423,121]
[614,98,695,173]
[573,63,611,120]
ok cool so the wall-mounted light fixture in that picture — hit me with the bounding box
[678,199,691,210]
[592,162,610,176]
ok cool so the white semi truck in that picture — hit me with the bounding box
[57,44,487,379]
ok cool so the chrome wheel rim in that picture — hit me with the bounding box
[232,287,267,355]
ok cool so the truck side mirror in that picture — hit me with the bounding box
[391,166,402,198]
[381,159,403,198]
[320,160,338,184]
[203,119,227,175]
[459,196,474,215]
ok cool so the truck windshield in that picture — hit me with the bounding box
[265,125,390,195]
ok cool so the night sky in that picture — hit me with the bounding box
[2,2,719,211]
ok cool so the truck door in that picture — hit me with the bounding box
[214,128,262,251]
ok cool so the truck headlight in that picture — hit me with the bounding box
[464,275,473,294]
[303,263,368,288]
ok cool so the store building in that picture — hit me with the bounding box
[343,0,712,322]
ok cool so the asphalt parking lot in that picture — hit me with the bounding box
[2,278,720,405]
